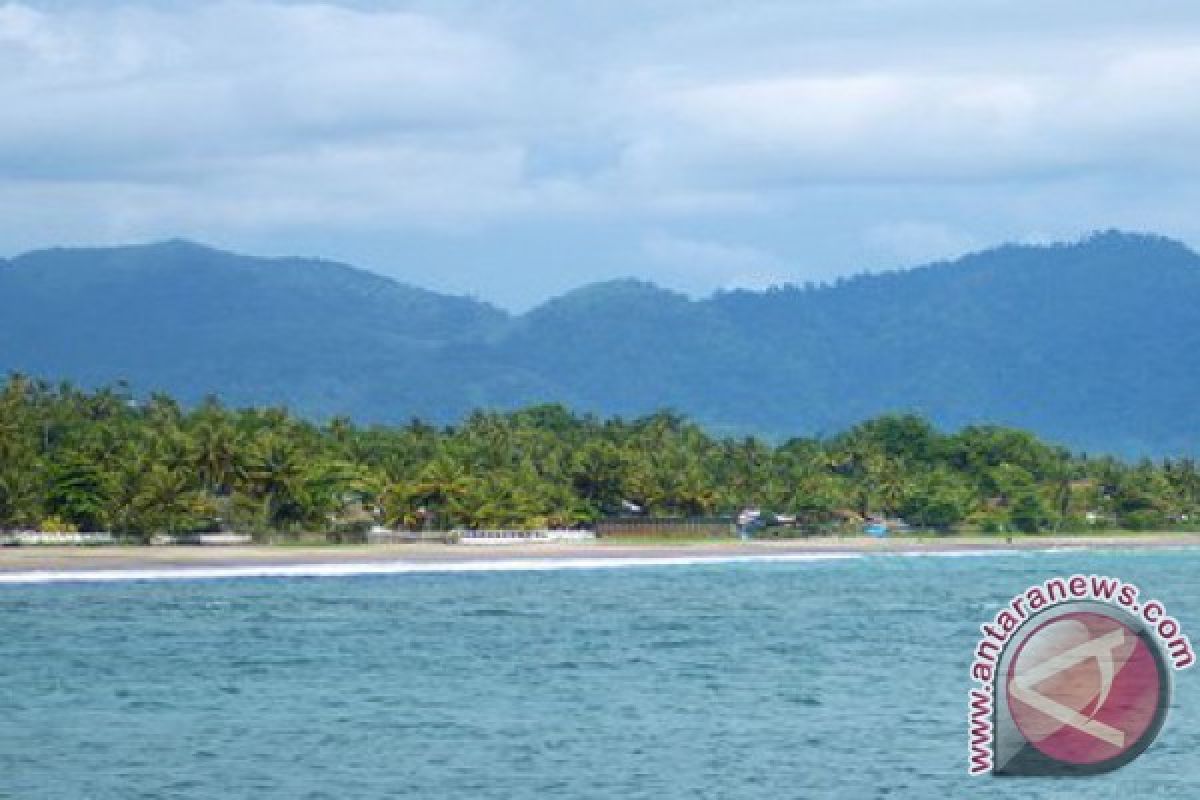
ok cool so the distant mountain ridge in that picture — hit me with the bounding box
[2,231,1197,455]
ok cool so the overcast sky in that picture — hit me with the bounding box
[5,1,1200,308]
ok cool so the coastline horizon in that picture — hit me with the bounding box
[4,533,1200,583]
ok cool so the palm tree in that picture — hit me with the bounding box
[569,441,626,513]
[239,432,305,533]
[0,465,42,529]
[1047,453,1074,532]
[409,456,472,528]
[46,454,110,531]
[878,458,911,517]
[134,465,208,537]
[192,416,241,494]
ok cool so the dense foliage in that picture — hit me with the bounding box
[3,232,1200,456]
[2,375,1197,539]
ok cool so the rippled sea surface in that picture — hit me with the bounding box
[3,549,1200,799]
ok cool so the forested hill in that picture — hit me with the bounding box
[1,231,1197,455]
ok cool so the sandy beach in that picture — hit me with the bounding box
[3,533,1200,575]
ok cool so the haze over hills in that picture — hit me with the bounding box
[1,232,1197,456]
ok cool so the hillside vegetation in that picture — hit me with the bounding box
[1,231,1197,454]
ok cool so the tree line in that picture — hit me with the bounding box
[0,375,1197,539]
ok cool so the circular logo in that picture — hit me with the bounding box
[1005,606,1171,773]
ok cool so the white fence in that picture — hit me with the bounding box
[364,527,596,545]
[0,529,598,547]
[365,529,456,544]
[456,529,597,545]
[156,533,255,546]
[0,532,116,546]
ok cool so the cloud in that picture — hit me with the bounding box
[863,222,979,267]
[642,232,787,295]
[5,1,1200,304]
[0,3,518,182]
[620,45,1200,190]
[646,74,1048,181]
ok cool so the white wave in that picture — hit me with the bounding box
[889,548,1031,558]
[4,543,1185,585]
[0,552,863,585]
[882,544,1200,559]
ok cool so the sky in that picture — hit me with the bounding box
[5,1,1200,309]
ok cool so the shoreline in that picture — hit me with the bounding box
[3,533,1200,577]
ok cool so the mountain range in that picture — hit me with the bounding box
[1,231,1197,456]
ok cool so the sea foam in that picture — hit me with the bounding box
[0,552,863,585]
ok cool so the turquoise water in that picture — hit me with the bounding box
[3,550,1200,799]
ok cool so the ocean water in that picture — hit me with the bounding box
[3,549,1200,799]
